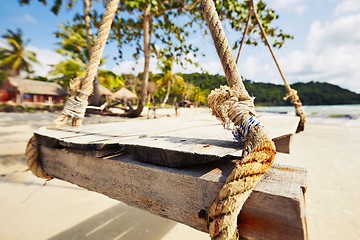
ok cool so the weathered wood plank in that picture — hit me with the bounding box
[35,118,211,149]
[272,134,293,154]
[35,115,299,167]
[260,114,299,139]
[39,145,307,239]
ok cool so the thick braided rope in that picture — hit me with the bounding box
[208,86,276,239]
[200,0,277,238]
[25,135,53,179]
[28,0,119,179]
[55,0,119,127]
[200,0,249,94]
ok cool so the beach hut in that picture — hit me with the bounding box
[0,77,67,104]
[111,87,138,102]
[98,84,113,96]
[97,84,113,103]
[24,0,308,239]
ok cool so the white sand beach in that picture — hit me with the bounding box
[0,109,359,240]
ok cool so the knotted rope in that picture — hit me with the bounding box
[55,0,119,127]
[200,0,277,239]
[207,86,276,239]
[284,88,306,132]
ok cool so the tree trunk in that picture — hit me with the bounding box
[161,78,172,108]
[84,0,101,106]
[124,4,151,118]
[84,0,93,56]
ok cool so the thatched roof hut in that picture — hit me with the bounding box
[98,84,113,96]
[111,87,137,101]
[7,77,67,96]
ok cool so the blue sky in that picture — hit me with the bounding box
[0,0,359,93]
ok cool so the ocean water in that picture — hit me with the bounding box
[255,104,360,126]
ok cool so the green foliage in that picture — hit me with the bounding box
[19,0,77,15]
[152,56,186,106]
[50,22,108,88]
[48,23,89,88]
[109,0,292,64]
[54,23,92,63]
[109,1,201,68]
[49,59,85,87]
[0,28,39,76]
[0,70,7,84]
[98,69,125,91]
[182,72,227,91]
[182,73,360,106]
[214,0,293,49]
[292,81,360,105]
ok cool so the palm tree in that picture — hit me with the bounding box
[0,28,39,76]
[49,23,89,88]
[156,57,185,108]
[52,23,123,94]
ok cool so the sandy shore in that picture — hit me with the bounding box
[0,109,359,240]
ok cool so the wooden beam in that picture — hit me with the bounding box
[39,145,307,239]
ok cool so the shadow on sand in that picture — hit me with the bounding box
[49,203,177,240]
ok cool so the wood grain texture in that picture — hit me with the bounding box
[35,115,299,167]
[39,145,307,239]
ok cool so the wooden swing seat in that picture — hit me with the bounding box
[34,115,307,239]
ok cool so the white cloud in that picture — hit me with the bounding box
[334,0,360,16]
[1,41,64,77]
[204,7,360,93]
[267,0,306,14]
[111,53,224,76]
[278,12,360,93]
[173,53,223,75]
[111,58,160,75]
[0,39,8,48]
[27,46,65,76]
[9,14,37,24]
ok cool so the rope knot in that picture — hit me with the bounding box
[208,85,262,147]
[284,88,302,107]
[61,96,88,119]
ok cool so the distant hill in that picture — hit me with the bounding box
[182,73,360,106]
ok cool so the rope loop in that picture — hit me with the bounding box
[25,135,53,180]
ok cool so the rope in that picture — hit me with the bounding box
[200,0,277,239]
[55,0,120,127]
[27,0,120,179]
[235,9,252,65]
[284,88,306,132]
[207,86,276,239]
[235,0,306,133]
[200,0,249,94]
[25,135,53,180]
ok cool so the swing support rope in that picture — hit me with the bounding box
[236,0,306,133]
[200,0,276,239]
[55,0,120,128]
[25,0,120,179]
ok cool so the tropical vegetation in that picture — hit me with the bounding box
[1,1,358,113]
[0,28,39,78]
